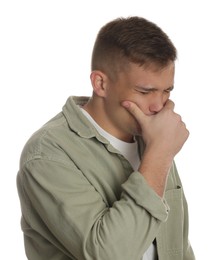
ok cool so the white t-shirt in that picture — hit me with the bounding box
[81,108,157,260]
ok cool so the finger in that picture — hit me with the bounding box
[164,99,175,110]
[121,101,146,124]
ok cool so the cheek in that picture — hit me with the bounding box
[131,97,151,114]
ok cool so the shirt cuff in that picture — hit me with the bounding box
[121,171,170,222]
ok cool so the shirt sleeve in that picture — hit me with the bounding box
[174,165,195,260]
[19,158,169,260]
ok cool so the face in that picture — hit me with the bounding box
[96,62,175,142]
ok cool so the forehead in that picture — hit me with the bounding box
[122,62,175,89]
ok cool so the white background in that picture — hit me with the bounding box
[1,0,220,259]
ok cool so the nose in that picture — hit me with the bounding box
[149,92,166,114]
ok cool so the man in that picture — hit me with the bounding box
[17,16,195,259]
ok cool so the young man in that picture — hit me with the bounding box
[17,16,195,260]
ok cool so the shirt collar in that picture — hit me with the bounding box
[62,96,109,144]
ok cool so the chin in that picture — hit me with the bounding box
[130,125,142,137]
[126,119,141,137]
[134,130,142,137]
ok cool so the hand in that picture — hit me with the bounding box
[122,100,189,160]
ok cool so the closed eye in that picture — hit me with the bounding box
[136,90,151,95]
[164,86,174,93]
[135,87,156,95]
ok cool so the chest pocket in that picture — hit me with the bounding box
[157,186,184,257]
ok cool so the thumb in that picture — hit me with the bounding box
[121,101,147,125]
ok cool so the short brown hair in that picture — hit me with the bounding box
[91,16,177,80]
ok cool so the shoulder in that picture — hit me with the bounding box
[19,112,71,167]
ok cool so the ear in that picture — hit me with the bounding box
[90,70,108,97]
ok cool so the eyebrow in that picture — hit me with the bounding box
[166,85,174,91]
[135,85,174,92]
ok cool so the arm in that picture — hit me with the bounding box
[122,100,189,197]
[19,157,169,260]
[121,100,195,259]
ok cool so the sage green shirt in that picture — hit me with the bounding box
[17,96,195,260]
